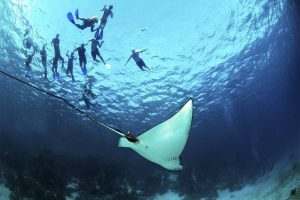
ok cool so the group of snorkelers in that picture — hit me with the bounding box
[23,5,151,108]
[24,5,150,80]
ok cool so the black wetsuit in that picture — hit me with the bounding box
[132,52,149,71]
[66,55,75,81]
[25,53,34,71]
[77,46,87,71]
[52,57,58,77]
[74,18,96,31]
[40,49,47,78]
[82,87,95,109]
[100,8,113,29]
[52,37,64,65]
[91,39,105,63]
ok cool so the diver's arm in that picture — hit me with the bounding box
[139,49,148,53]
[85,40,92,46]
[77,17,85,21]
[125,56,132,65]
[111,11,113,18]
[91,25,97,32]
[101,5,106,11]
[66,51,70,58]
[99,41,104,48]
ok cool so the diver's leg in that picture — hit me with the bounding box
[91,51,97,61]
[52,65,55,77]
[144,65,150,71]
[74,23,85,30]
[66,65,70,75]
[71,67,75,81]
[98,52,105,64]
[82,94,91,109]
[79,59,83,71]
[83,57,87,71]
[77,17,85,21]
[60,56,65,67]
[25,60,30,71]
[55,66,58,75]
[43,62,47,78]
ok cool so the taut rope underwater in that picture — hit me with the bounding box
[0,70,134,139]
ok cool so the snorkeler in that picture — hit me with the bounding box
[23,29,36,50]
[49,57,59,79]
[67,9,99,32]
[99,5,113,30]
[88,38,106,64]
[25,48,37,77]
[93,5,114,40]
[66,50,76,82]
[82,83,96,109]
[125,49,150,71]
[51,34,65,69]
[75,44,88,75]
[40,44,47,79]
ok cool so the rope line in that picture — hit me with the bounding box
[0,70,126,137]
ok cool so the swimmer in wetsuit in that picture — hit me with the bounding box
[69,9,99,32]
[99,5,113,30]
[25,48,36,75]
[125,49,150,71]
[40,44,47,79]
[75,44,88,75]
[82,83,96,109]
[88,38,106,64]
[51,34,65,69]
[66,50,76,82]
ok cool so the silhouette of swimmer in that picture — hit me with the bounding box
[125,49,150,71]
[69,9,99,32]
[66,50,76,81]
[51,34,65,69]
[40,44,48,79]
[87,38,106,64]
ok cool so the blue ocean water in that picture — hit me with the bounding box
[0,0,299,199]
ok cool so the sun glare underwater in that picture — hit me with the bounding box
[0,0,300,200]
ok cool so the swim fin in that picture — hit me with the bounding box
[82,68,87,75]
[94,28,103,40]
[67,12,75,24]
[75,9,79,19]
[54,73,60,81]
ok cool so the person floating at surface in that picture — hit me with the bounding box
[93,5,113,40]
[51,34,65,69]
[88,38,106,64]
[125,49,150,71]
[76,43,88,75]
[25,47,37,77]
[66,50,76,82]
[67,9,99,32]
[99,5,113,30]
[40,44,47,79]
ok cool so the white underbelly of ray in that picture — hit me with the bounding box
[118,99,193,170]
